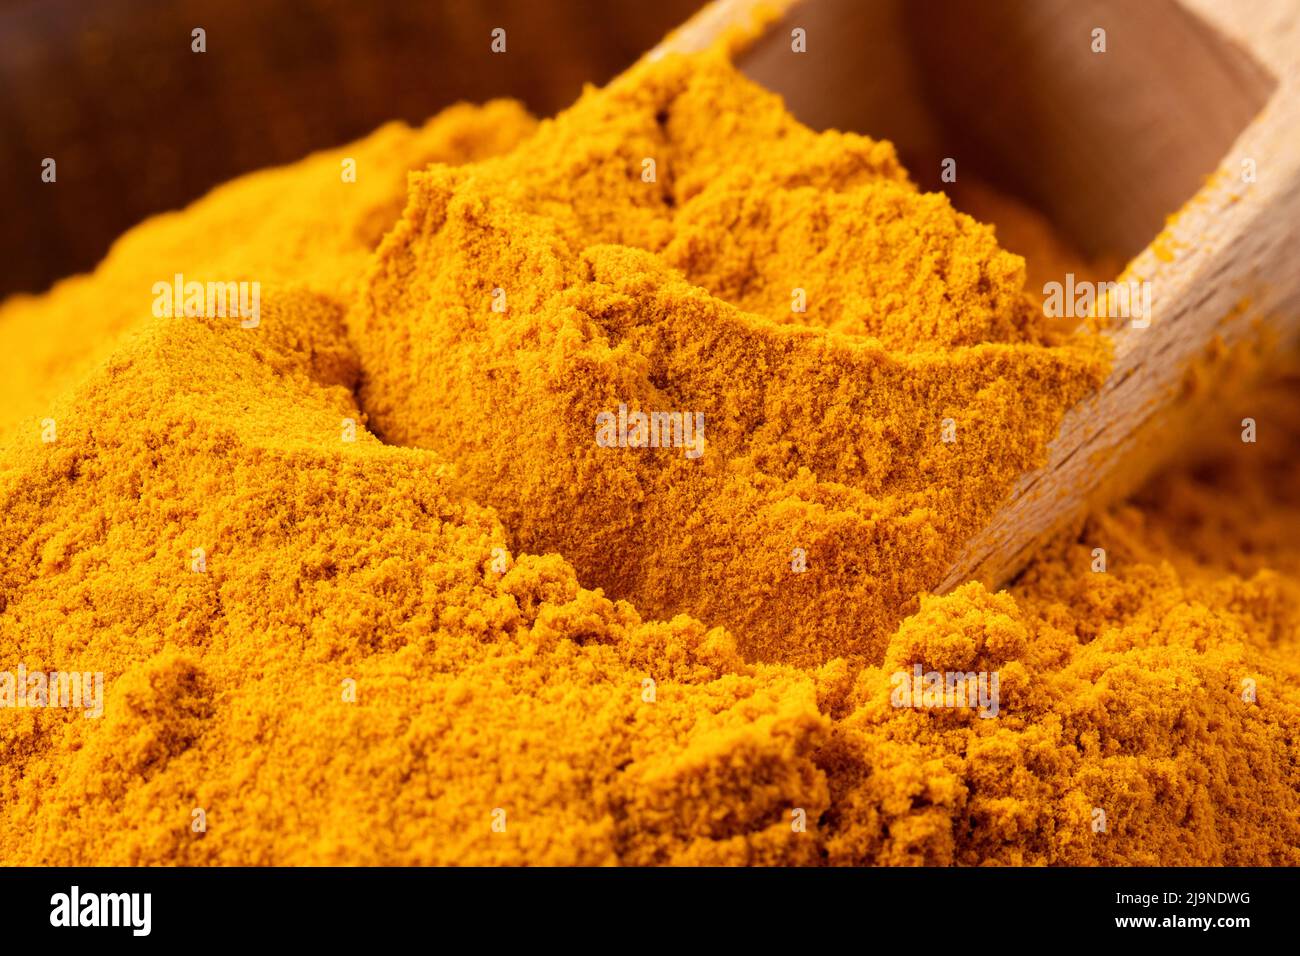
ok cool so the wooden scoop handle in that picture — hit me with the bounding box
[941,0,1300,590]
[641,0,802,60]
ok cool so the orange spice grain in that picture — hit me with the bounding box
[353,53,1107,666]
[0,52,1296,868]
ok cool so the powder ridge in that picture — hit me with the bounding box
[1,53,1296,866]
[354,54,1107,665]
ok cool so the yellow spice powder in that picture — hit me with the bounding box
[354,53,1107,665]
[0,52,1297,866]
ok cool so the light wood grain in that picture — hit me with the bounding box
[642,0,803,61]
[939,0,1300,590]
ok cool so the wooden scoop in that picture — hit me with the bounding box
[645,0,1300,592]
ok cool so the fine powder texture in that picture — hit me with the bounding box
[353,54,1107,665]
[1,54,1297,865]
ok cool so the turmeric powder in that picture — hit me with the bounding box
[0,101,536,443]
[354,53,1107,665]
[1,50,1297,867]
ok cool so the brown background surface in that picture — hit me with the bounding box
[0,0,701,297]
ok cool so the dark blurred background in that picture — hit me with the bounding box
[2,0,1275,299]
[0,0,701,297]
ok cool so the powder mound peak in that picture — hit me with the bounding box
[354,53,1106,665]
[2,51,1295,868]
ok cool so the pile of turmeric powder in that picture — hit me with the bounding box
[1,52,1296,865]
[354,53,1107,665]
